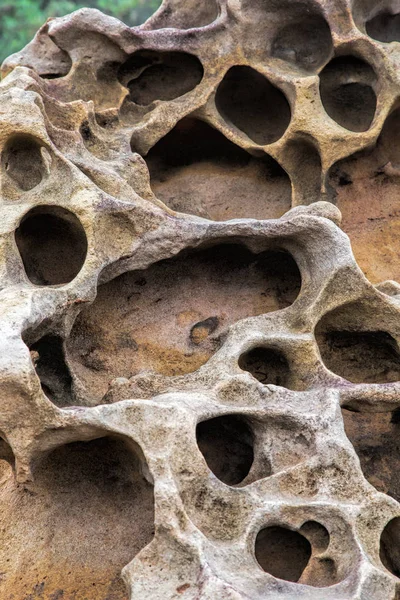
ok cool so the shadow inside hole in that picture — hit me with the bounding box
[319,56,377,132]
[381,517,400,578]
[299,521,330,553]
[66,244,301,404]
[271,14,332,72]
[2,135,46,191]
[196,415,254,485]
[255,526,311,582]
[239,347,295,388]
[316,327,400,384]
[342,407,400,502]
[29,335,73,407]
[142,117,292,220]
[15,205,88,286]
[0,436,154,599]
[215,66,291,144]
[367,10,400,42]
[118,50,203,105]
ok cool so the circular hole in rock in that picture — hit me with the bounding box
[299,520,330,552]
[2,135,46,191]
[118,50,203,105]
[0,435,154,599]
[319,56,377,132]
[15,205,88,286]
[367,9,400,42]
[272,14,332,72]
[215,66,291,144]
[380,517,400,577]
[255,526,311,582]
[239,347,290,387]
[196,414,254,485]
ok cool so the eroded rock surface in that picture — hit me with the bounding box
[1,1,400,598]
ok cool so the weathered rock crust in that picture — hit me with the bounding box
[0,0,400,598]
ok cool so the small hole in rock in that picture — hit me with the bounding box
[255,526,311,582]
[196,414,254,485]
[118,50,203,105]
[342,407,400,502]
[215,66,291,144]
[15,205,88,286]
[272,14,332,71]
[299,521,330,552]
[0,436,154,599]
[143,117,292,220]
[29,335,73,407]
[66,244,301,403]
[380,517,400,577]
[319,56,377,132]
[239,347,294,388]
[2,135,46,191]
[367,10,400,42]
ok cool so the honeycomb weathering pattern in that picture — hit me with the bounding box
[2,0,400,598]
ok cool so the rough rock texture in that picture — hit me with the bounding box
[1,0,400,598]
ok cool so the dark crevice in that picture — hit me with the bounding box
[15,205,88,286]
[118,51,203,105]
[215,66,291,144]
[29,335,73,407]
[319,56,377,132]
[143,117,292,220]
[196,415,254,485]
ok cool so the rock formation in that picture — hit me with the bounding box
[0,0,400,598]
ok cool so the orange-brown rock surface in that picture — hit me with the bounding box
[1,0,400,598]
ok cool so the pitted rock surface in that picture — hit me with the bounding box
[1,1,400,599]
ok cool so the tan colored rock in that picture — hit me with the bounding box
[0,1,400,598]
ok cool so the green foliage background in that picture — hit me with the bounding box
[0,0,162,63]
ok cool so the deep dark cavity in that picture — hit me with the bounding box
[316,328,400,384]
[15,205,88,286]
[29,335,73,407]
[66,244,301,404]
[239,347,294,388]
[367,10,400,42]
[2,135,46,191]
[143,117,291,220]
[215,66,291,144]
[118,50,203,105]
[380,517,400,577]
[342,407,400,502]
[255,526,312,582]
[196,414,254,485]
[319,56,377,132]
[0,436,154,599]
[272,14,332,71]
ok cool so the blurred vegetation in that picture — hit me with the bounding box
[0,0,162,63]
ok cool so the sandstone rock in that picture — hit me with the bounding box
[0,1,400,598]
